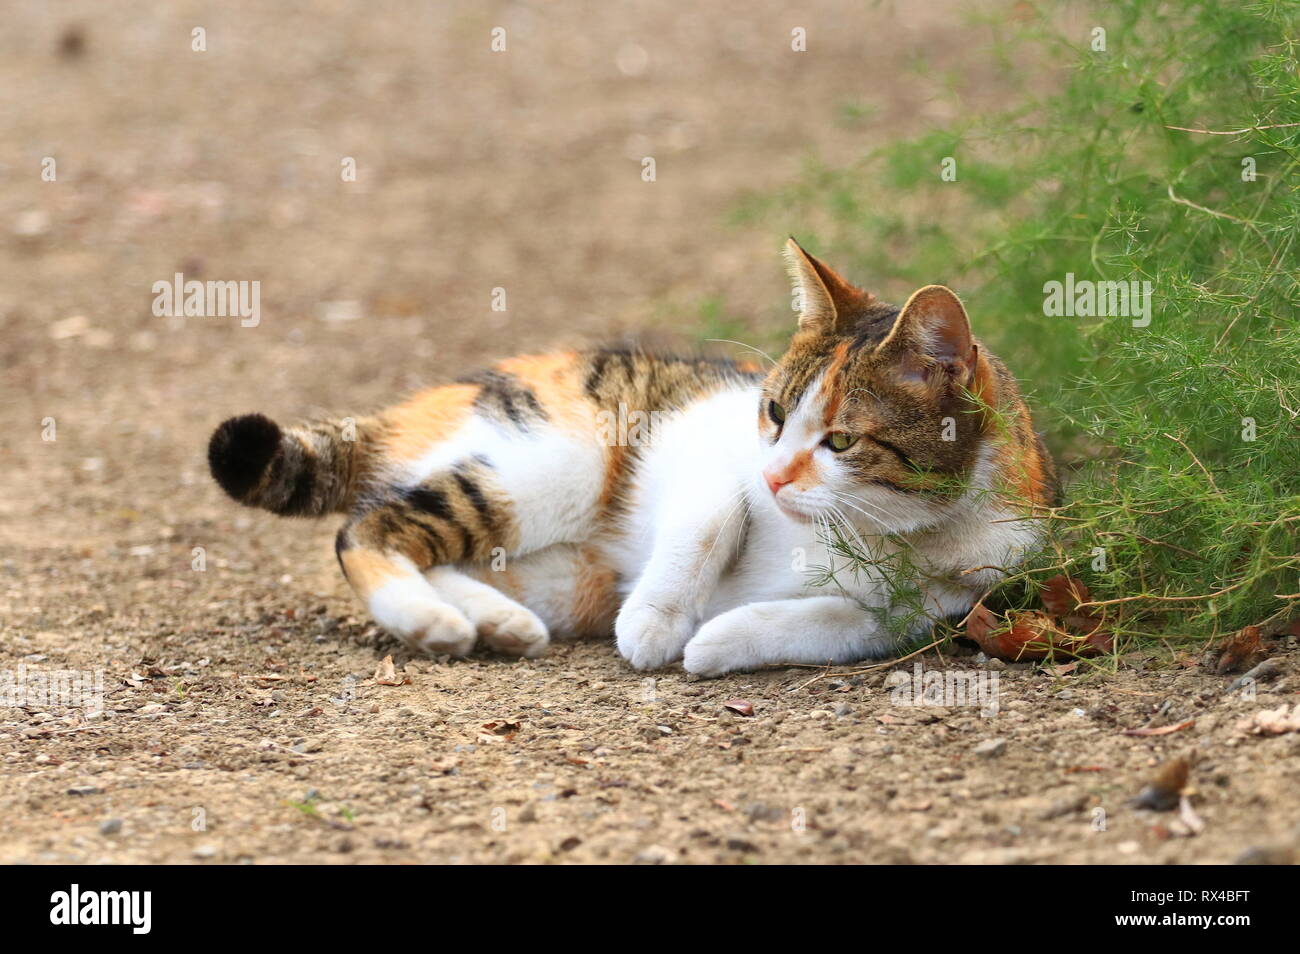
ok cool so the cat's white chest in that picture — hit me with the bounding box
[705,500,884,616]
[612,384,892,611]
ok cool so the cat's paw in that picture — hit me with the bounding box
[369,578,477,656]
[682,612,761,678]
[615,599,696,671]
[472,603,550,659]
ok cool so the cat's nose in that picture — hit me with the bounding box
[764,469,792,496]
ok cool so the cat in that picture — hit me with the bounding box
[208,239,1056,676]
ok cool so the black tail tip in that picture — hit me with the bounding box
[208,413,282,500]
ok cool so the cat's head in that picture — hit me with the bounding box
[756,239,995,534]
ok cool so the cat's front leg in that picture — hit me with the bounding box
[615,488,750,671]
[615,597,698,671]
[682,595,899,677]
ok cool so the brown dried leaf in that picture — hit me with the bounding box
[964,604,1113,661]
[1041,574,1090,616]
[1046,661,1080,677]
[1122,718,1195,737]
[1130,757,1189,812]
[1214,625,1263,674]
[722,699,755,717]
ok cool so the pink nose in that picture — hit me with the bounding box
[764,470,792,496]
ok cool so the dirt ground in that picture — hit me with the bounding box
[2,1,1298,865]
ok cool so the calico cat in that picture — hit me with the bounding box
[208,240,1055,676]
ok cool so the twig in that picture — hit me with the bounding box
[787,637,947,692]
[1077,578,1252,609]
[1095,530,1200,559]
[1163,431,1221,494]
[1166,184,1271,250]
[1165,122,1300,135]
[1256,600,1300,638]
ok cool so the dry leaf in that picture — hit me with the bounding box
[371,654,408,686]
[1130,757,1189,811]
[965,603,1113,661]
[964,572,1114,661]
[1041,574,1090,616]
[1122,718,1195,737]
[1235,703,1300,736]
[1214,625,1264,674]
[722,699,755,717]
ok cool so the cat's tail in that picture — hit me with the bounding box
[207,413,372,516]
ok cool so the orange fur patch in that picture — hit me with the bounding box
[819,340,853,425]
[570,545,618,636]
[598,444,631,511]
[381,384,478,464]
[992,408,1049,508]
[968,351,996,419]
[339,548,405,596]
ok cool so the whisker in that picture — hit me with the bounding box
[831,488,892,516]
[703,338,778,368]
[828,503,869,553]
[701,487,751,568]
[828,490,891,531]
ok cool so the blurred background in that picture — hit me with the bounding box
[1,0,1017,551]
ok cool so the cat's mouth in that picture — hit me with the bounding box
[772,496,813,523]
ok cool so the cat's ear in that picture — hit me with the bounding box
[878,285,977,385]
[783,238,870,335]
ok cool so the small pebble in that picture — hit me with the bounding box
[634,844,673,865]
[972,738,1007,758]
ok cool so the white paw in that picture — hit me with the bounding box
[682,613,758,678]
[615,599,696,671]
[472,603,550,659]
[369,578,477,656]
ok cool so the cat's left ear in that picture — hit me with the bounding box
[783,237,872,335]
[878,285,977,385]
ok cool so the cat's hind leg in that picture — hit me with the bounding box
[424,567,550,658]
[461,543,619,640]
[336,374,606,656]
[342,549,478,656]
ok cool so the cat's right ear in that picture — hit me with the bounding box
[783,238,869,335]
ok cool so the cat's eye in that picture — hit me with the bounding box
[825,431,857,452]
[768,400,786,425]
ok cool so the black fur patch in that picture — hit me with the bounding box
[280,456,318,516]
[452,470,495,531]
[208,414,282,500]
[404,486,454,520]
[461,370,547,430]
